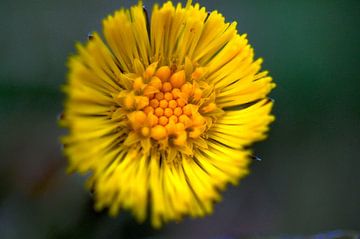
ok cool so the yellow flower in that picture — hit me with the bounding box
[61,0,275,228]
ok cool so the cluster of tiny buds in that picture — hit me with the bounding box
[119,64,213,146]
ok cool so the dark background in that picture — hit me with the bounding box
[0,0,359,238]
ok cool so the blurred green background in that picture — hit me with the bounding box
[0,0,359,238]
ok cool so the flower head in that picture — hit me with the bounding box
[61,0,275,228]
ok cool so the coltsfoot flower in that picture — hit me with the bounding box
[61,0,275,228]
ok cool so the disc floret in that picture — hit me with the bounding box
[117,64,215,149]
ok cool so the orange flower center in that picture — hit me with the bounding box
[122,64,209,146]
